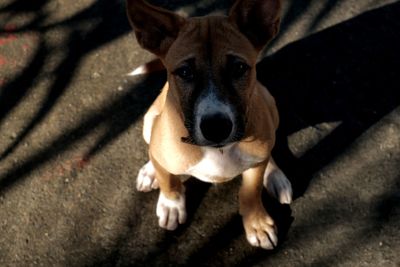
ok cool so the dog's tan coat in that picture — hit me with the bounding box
[127,0,292,249]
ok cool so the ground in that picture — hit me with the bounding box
[0,0,399,266]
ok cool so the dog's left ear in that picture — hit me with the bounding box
[229,0,281,51]
[126,0,186,56]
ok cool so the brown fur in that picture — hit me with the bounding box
[127,0,290,249]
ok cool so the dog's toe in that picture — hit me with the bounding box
[243,212,277,250]
[264,169,292,204]
[156,191,187,230]
[137,161,158,192]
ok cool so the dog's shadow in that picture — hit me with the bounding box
[259,1,400,199]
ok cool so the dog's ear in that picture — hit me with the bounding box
[126,0,186,56]
[229,0,281,51]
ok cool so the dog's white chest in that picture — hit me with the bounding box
[184,144,261,183]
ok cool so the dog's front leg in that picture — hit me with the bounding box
[240,161,278,250]
[150,155,187,231]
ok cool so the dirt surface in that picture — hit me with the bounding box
[0,0,399,266]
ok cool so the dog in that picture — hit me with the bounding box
[126,0,292,249]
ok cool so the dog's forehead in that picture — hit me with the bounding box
[165,16,257,68]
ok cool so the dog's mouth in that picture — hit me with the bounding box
[181,136,227,148]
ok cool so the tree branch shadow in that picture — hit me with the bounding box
[0,0,131,161]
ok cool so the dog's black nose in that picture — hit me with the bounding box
[200,113,233,144]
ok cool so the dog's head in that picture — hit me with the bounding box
[127,0,281,147]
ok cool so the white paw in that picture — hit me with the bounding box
[243,212,278,250]
[156,191,187,230]
[264,168,292,204]
[136,161,159,192]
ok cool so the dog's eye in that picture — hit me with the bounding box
[231,60,250,79]
[174,65,194,81]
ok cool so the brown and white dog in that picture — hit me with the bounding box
[126,0,292,249]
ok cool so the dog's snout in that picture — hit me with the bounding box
[200,113,233,144]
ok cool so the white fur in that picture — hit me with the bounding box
[143,110,159,144]
[156,191,187,230]
[185,144,263,183]
[195,91,233,118]
[127,65,146,76]
[137,161,158,192]
[263,161,292,204]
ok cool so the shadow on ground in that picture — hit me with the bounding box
[0,0,399,266]
[0,0,131,164]
[261,1,400,198]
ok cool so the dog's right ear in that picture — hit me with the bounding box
[126,0,186,56]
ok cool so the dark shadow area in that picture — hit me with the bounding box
[258,1,400,198]
[376,188,400,222]
[149,0,232,16]
[0,0,131,160]
[185,214,244,266]
[185,194,293,267]
[0,72,164,192]
[308,0,341,31]
[100,182,292,267]
[237,188,400,267]
[278,1,313,36]
[0,41,47,125]
[84,70,167,159]
[0,0,49,126]
[0,0,48,30]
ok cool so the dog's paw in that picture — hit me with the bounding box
[137,161,159,192]
[264,168,292,204]
[156,191,187,230]
[243,211,278,250]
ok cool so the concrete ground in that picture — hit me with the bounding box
[0,0,399,266]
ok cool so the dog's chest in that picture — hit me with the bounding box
[184,145,262,183]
